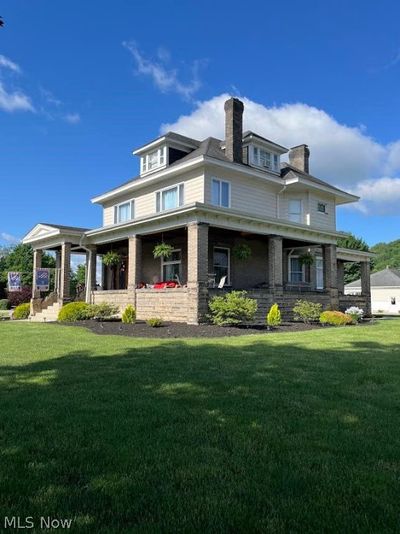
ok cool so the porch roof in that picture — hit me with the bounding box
[22,223,89,250]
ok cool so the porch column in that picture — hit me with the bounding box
[322,244,338,309]
[60,242,71,302]
[187,222,209,324]
[267,236,283,291]
[54,250,61,295]
[85,246,97,303]
[128,235,142,291]
[360,260,372,316]
[32,249,43,299]
[337,260,345,295]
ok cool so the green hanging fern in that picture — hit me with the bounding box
[102,251,121,267]
[153,243,174,259]
[232,243,252,261]
[298,252,314,266]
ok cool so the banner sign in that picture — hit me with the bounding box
[35,268,50,292]
[7,272,21,292]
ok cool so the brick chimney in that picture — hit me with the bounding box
[288,144,310,174]
[224,97,244,163]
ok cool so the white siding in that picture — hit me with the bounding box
[204,170,278,219]
[102,170,204,226]
[309,192,336,230]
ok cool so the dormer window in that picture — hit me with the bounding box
[250,146,280,172]
[141,146,166,174]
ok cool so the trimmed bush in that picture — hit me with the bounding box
[122,305,136,324]
[90,303,119,320]
[320,311,353,326]
[208,290,257,326]
[266,303,281,327]
[58,302,91,322]
[293,300,322,324]
[13,303,30,320]
[7,286,32,307]
[147,317,163,327]
[0,299,10,310]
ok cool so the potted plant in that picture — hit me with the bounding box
[232,243,252,261]
[298,252,314,267]
[153,243,174,259]
[102,251,121,289]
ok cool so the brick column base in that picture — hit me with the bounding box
[187,222,209,324]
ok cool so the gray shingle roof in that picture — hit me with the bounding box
[346,267,400,288]
[41,223,89,232]
[280,164,357,197]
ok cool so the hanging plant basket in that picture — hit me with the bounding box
[232,243,252,261]
[102,251,121,267]
[153,243,174,259]
[299,252,314,267]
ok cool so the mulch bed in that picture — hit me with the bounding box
[58,320,328,338]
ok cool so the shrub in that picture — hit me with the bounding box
[0,299,10,310]
[293,300,322,324]
[208,290,257,326]
[58,302,91,322]
[122,305,136,324]
[320,310,353,326]
[266,303,281,327]
[147,317,163,327]
[0,310,10,320]
[13,302,30,320]
[7,286,32,307]
[90,303,119,320]
[345,306,364,323]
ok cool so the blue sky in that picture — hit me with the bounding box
[1,0,400,248]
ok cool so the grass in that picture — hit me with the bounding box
[0,320,400,532]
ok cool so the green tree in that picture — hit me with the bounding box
[0,244,55,287]
[370,239,400,272]
[337,233,371,284]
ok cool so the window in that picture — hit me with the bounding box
[161,249,181,281]
[289,256,305,283]
[213,247,230,284]
[316,257,324,289]
[288,199,302,223]
[391,297,396,305]
[156,184,184,212]
[114,200,134,224]
[141,146,166,173]
[211,179,230,208]
[318,202,327,214]
[251,146,279,171]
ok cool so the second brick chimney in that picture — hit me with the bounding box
[224,97,244,163]
[288,144,310,174]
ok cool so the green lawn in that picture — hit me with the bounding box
[1,321,400,533]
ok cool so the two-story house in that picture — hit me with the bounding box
[23,97,373,323]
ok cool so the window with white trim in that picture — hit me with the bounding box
[156,184,184,212]
[316,257,324,289]
[251,146,280,171]
[141,146,166,174]
[161,249,181,281]
[317,202,327,214]
[114,200,134,224]
[211,178,230,208]
[288,199,302,223]
[213,247,230,284]
[289,256,305,283]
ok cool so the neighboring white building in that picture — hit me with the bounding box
[345,267,400,315]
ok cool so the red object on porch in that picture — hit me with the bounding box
[154,281,178,289]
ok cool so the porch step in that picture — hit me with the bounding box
[30,302,61,323]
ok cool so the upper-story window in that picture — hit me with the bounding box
[211,178,230,208]
[288,199,302,223]
[317,202,327,214]
[114,200,134,224]
[251,146,280,172]
[141,146,166,174]
[156,183,184,212]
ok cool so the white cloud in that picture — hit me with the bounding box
[0,54,21,73]
[0,82,34,112]
[64,112,81,124]
[0,232,20,244]
[162,93,400,215]
[123,41,203,100]
[347,177,400,215]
